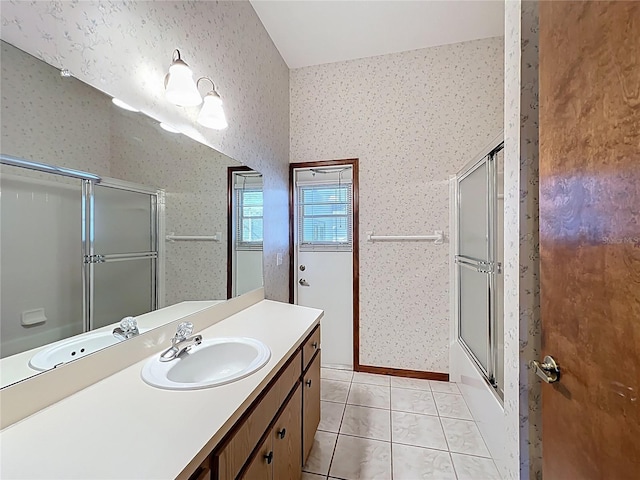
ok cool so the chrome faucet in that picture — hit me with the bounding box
[113,316,139,341]
[159,321,203,362]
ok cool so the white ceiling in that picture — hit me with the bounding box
[250,1,504,69]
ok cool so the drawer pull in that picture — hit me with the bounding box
[277,428,286,439]
[311,341,318,350]
[264,451,274,465]
[306,379,312,388]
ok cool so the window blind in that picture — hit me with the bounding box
[236,188,263,250]
[297,183,353,251]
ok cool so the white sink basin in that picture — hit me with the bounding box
[141,337,271,390]
[29,331,120,371]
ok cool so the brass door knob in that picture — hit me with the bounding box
[530,355,560,383]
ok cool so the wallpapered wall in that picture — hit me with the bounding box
[504,1,541,479]
[0,0,290,302]
[109,113,238,305]
[291,37,504,373]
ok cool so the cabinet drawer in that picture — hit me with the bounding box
[302,325,320,372]
[216,351,301,480]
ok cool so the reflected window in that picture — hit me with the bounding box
[236,187,263,250]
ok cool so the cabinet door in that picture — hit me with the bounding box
[273,384,302,480]
[302,352,321,463]
[241,436,272,480]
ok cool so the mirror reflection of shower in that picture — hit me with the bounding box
[0,156,161,358]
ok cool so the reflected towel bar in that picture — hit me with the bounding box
[366,230,444,245]
[166,233,221,242]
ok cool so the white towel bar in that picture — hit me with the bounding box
[366,230,444,245]
[166,232,221,242]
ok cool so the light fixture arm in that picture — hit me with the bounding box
[196,76,218,95]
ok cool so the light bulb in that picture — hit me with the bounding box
[112,98,139,112]
[165,60,202,107]
[159,123,180,133]
[197,92,228,130]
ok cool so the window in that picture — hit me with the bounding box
[298,183,352,251]
[236,188,263,249]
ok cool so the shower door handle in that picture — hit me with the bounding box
[530,355,560,383]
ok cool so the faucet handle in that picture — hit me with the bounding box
[175,321,194,340]
[120,316,137,332]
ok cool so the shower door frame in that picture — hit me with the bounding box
[1,154,166,336]
[453,134,504,400]
[82,177,165,332]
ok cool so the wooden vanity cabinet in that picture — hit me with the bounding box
[272,385,302,480]
[183,325,320,480]
[242,435,272,480]
[302,348,321,464]
[241,385,302,480]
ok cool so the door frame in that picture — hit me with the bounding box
[289,159,361,369]
[227,166,255,299]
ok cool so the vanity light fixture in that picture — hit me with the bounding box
[159,123,180,134]
[196,77,228,130]
[112,98,140,112]
[164,49,202,107]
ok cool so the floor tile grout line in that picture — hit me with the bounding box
[450,450,461,480]
[325,378,351,478]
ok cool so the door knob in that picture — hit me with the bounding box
[530,355,560,383]
[299,278,310,286]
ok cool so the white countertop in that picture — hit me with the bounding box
[0,300,322,479]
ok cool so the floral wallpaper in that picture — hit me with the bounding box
[0,0,290,302]
[503,1,541,479]
[291,37,504,373]
[108,112,238,304]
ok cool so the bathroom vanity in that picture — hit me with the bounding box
[0,298,323,479]
[192,324,321,480]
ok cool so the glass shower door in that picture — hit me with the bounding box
[456,144,503,395]
[87,182,158,329]
[457,157,492,376]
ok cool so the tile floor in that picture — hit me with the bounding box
[303,369,501,480]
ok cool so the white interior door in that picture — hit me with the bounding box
[293,166,354,369]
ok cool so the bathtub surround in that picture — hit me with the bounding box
[0,1,290,302]
[290,37,504,374]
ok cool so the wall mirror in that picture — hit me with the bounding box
[0,40,264,388]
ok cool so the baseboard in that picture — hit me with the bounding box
[357,364,449,382]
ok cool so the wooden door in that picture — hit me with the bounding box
[539,2,640,479]
[273,385,302,480]
[241,436,273,480]
[302,352,321,463]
